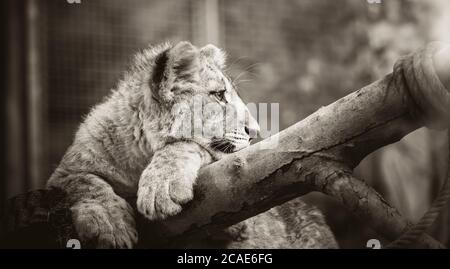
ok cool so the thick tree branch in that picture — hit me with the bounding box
[146,44,450,248]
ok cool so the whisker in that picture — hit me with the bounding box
[233,79,253,86]
[243,62,262,73]
[232,71,249,85]
[210,137,236,153]
[230,62,261,87]
[225,56,251,72]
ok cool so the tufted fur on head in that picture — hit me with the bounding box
[118,41,260,158]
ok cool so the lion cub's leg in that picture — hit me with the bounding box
[137,142,212,220]
[47,174,137,248]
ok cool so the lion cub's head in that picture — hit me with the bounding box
[140,41,259,155]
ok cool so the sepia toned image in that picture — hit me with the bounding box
[1,0,450,253]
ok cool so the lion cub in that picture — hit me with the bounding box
[47,41,260,248]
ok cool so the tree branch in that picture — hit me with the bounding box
[146,44,450,248]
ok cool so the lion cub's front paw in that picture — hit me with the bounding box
[137,173,195,221]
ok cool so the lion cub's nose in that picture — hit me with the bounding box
[244,109,260,142]
[245,126,250,136]
[245,124,260,142]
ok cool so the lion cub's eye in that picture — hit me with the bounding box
[210,89,227,103]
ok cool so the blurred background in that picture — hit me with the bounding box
[1,0,450,248]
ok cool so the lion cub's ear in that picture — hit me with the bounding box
[151,41,200,103]
[201,44,227,69]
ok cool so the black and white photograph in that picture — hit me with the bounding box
[1,0,450,253]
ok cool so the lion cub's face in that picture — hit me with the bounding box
[149,41,259,154]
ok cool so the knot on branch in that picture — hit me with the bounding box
[393,42,450,129]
